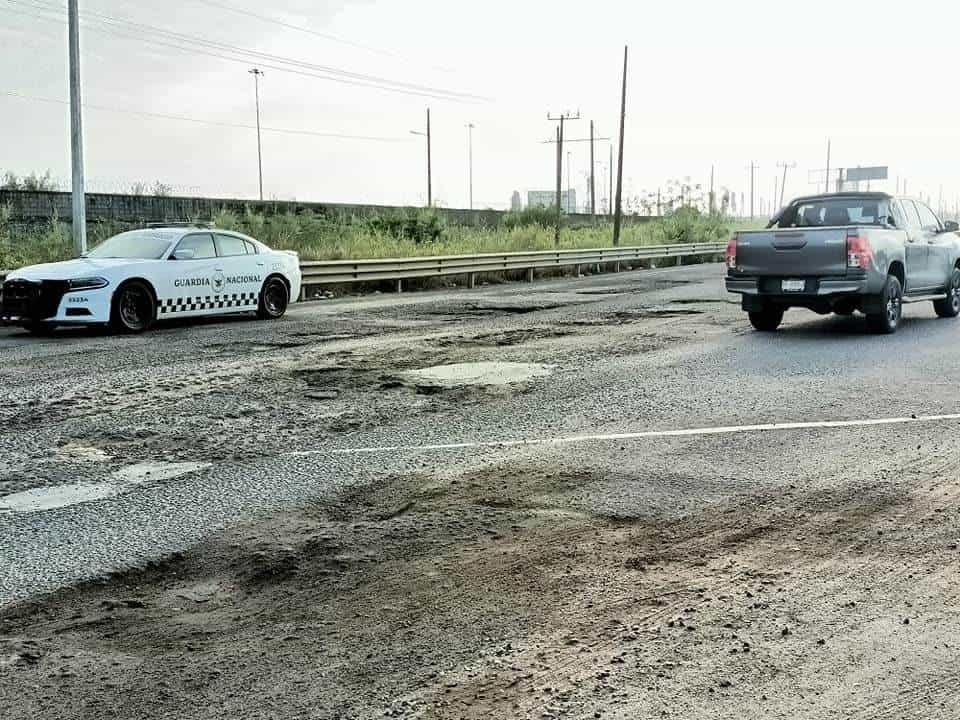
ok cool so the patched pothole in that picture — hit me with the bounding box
[402,362,556,388]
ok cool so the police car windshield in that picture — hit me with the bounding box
[86,231,176,259]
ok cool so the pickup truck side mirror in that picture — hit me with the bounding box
[944,220,959,233]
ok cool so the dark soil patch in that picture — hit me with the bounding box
[0,466,950,720]
[434,327,572,348]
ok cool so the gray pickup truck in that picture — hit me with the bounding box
[726,192,960,333]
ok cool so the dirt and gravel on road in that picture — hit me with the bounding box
[3,265,960,719]
[3,439,960,719]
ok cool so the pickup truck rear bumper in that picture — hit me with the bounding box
[726,277,868,296]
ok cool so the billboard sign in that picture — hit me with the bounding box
[844,166,888,183]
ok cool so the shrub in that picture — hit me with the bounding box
[501,205,562,230]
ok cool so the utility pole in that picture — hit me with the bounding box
[746,162,757,219]
[609,144,614,218]
[547,111,580,244]
[249,68,265,201]
[776,161,796,208]
[410,108,432,207]
[589,120,596,215]
[68,0,86,256]
[567,151,572,206]
[773,176,778,215]
[824,138,831,193]
[709,165,715,215]
[466,122,475,210]
[612,45,628,246]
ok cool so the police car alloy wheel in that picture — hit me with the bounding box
[258,277,289,320]
[110,280,156,333]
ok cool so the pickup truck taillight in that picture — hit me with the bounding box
[846,232,873,270]
[726,235,738,269]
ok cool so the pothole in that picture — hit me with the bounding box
[563,307,703,326]
[55,445,113,463]
[435,328,572,348]
[402,362,556,388]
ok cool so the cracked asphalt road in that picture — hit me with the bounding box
[2,263,960,719]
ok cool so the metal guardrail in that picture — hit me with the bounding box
[299,242,726,289]
[0,242,726,294]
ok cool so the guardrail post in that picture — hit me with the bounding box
[467,272,476,289]
[396,279,403,293]
[525,267,534,283]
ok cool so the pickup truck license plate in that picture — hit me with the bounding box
[781,279,805,292]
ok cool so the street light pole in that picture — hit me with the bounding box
[249,68,264,201]
[68,0,86,256]
[466,122,475,210]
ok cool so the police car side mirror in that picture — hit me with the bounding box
[172,249,196,261]
[944,220,959,233]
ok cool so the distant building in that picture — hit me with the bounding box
[527,189,577,213]
[510,191,522,211]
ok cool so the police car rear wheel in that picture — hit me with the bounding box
[110,281,155,333]
[258,278,289,320]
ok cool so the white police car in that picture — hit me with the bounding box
[1,224,301,334]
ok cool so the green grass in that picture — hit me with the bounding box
[0,205,732,269]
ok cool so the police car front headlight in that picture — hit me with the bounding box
[67,277,109,291]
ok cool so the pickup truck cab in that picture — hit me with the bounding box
[726,192,960,334]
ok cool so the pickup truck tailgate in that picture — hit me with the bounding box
[737,228,848,276]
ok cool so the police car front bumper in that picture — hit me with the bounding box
[0,279,111,325]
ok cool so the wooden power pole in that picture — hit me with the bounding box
[612,45,628,246]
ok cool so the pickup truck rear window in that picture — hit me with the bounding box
[775,198,894,229]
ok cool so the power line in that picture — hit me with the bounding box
[6,0,482,100]
[1,1,488,102]
[187,0,452,71]
[0,90,413,142]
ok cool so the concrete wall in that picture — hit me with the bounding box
[1,190,654,229]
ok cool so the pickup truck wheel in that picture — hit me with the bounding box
[748,307,784,332]
[866,275,902,334]
[933,269,960,318]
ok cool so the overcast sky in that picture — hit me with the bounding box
[3,0,960,213]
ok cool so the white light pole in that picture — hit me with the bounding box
[249,68,264,201]
[466,122,475,210]
[68,0,87,256]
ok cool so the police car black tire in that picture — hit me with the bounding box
[110,280,156,333]
[257,277,289,320]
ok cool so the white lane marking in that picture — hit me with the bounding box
[290,413,960,457]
